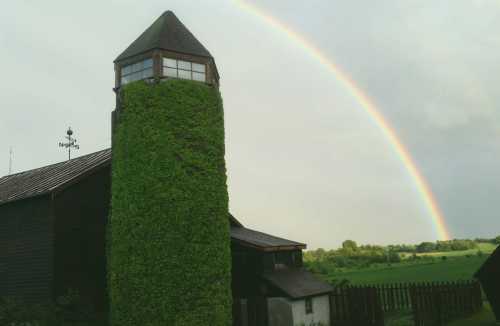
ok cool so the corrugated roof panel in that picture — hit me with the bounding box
[0,149,111,206]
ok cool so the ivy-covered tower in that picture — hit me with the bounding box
[109,11,231,326]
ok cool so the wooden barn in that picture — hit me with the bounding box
[0,151,332,325]
[0,10,333,325]
[475,245,500,322]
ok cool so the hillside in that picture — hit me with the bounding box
[305,240,498,285]
[332,255,488,284]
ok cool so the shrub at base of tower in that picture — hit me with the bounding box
[109,80,232,326]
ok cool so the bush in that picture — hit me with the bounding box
[416,242,437,253]
[109,80,232,326]
[0,291,105,326]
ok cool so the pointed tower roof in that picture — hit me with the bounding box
[115,11,212,62]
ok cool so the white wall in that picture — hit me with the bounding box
[290,295,330,326]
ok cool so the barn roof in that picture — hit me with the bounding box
[0,149,111,206]
[231,226,306,251]
[260,269,333,299]
[115,11,212,62]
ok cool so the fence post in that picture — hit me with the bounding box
[476,280,483,311]
[434,283,443,326]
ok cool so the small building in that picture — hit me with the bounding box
[231,226,332,326]
[0,10,333,326]
[474,245,500,321]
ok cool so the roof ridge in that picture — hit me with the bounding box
[0,148,110,180]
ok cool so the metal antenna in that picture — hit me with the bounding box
[8,147,13,175]
[59,127,80,160]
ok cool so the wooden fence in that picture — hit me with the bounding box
[410,281,483,326]
[330,286,384,326]
[329,280,482,326]
[375,283,412,312]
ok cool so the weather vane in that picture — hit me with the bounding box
[59,127,80,160]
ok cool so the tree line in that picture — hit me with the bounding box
[304,237,499,272]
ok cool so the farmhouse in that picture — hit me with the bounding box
[475,245,500,322]
[0,11,332,326]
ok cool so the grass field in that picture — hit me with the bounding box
[332,255,488,284]
[327,244,496,285]
[411,243,497,258]
[385,304,498,326]
[447,303,498,326]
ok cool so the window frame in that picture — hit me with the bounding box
[120,58,153,85]
[305,297,313,315]
[162,57,206,83]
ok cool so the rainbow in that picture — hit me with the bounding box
[233,0,451,241]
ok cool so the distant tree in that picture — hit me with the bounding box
[436,241,452,252]
[416,242,437,253]
[388,251,402,263]
[342,240,358,251]
[315,248,327,260]
[495,236,500,245]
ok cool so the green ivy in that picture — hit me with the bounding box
[109,80,232,326]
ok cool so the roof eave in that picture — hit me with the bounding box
[0,192,52,208]
[114,47,213,64]
[231,238,306,252]
[287,290,334,300]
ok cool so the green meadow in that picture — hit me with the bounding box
[413,243,497,258]
[332,255,488,284]
[446,303,498,326]
[386,304,498,326]
[313,242,497,285]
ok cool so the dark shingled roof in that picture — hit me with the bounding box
[261,269,333,299]
[230,227,306,251]
[0,149,111,206]
[115,11,212,62]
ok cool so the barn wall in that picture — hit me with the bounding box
[232,243,261,298]
[53,165,111,312]
[0,195,53,303]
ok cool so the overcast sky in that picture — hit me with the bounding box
[1,0,499,249]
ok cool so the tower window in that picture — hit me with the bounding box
[162,57,206,82]
[121,58,153,85]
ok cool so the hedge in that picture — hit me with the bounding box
[109,80,232,326]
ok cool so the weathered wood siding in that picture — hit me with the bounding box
[53,165,111,312]
[0,195,53,303]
